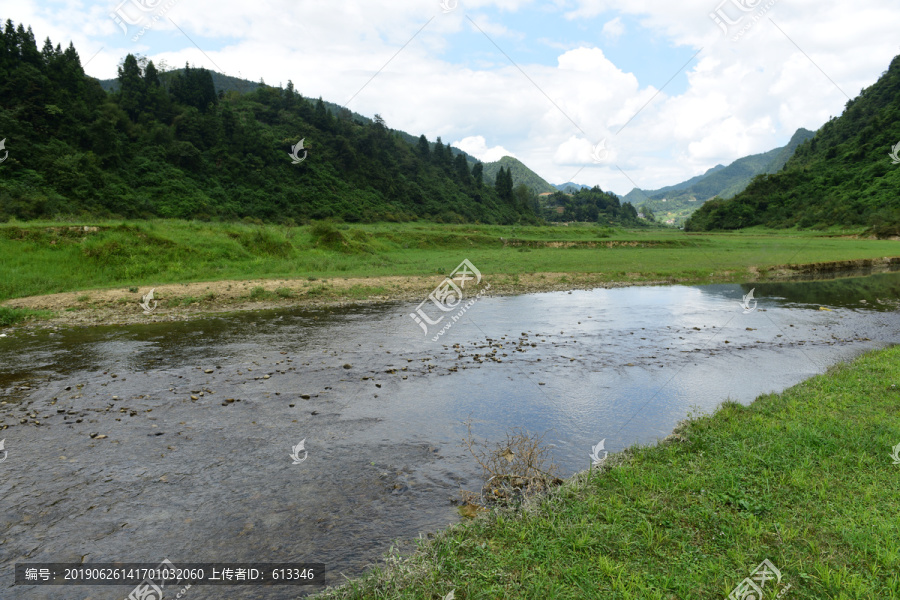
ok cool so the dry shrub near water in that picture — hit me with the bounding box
[460,419,562,510]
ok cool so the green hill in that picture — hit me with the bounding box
[554,182,591,193]
[0,20,534,225]
[625,128,815,226]
[686,54,900,233]
[482,156,557,194]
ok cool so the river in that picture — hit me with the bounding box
[1,271,899,598]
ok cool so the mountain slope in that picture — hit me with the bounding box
[482,156,557,194]
[625,128,815,225]
[686,54,900,233]
[0,22,534,224]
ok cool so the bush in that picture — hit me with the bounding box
[309,220,347,249]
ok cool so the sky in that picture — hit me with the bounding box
[7,0,899,194]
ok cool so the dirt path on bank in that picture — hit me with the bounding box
[2,256,898,329]
[1,272,670,329]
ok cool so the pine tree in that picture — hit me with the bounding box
[117,54,145,121]
[416,134,430,158]
[472,162,483,186]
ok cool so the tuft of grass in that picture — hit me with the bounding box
[249,286,275,300]
[275,287,295,298]
[0,306,53,326]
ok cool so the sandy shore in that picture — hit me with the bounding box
[2,256,898,330]
[0,272,676,329]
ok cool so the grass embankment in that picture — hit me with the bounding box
[315,347,900,599]
[0,219,894,326]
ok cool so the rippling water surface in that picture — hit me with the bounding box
[2,272,899,598]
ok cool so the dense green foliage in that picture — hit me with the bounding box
[482,156,557,194]
[624,128,815,226]
[0,20,535,224]
[686,55,900,233]
[539,186,647,225]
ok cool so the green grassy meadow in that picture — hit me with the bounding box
[0,220,893,305]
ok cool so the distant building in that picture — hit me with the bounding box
[555,206,565,214]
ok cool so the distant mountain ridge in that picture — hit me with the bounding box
[624,128,816,225]
[554,182,591,193]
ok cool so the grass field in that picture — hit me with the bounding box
[0,220,892,301]
[314,346,900,599]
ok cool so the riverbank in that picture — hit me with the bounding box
[313,345,900,599]
[1,220,897,329]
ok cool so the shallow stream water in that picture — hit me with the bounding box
[1,271,899,598]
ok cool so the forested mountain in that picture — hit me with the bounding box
[624,128,815,226]
[0,20,535,224]
[482,156,557,194]
[686,54,900,233]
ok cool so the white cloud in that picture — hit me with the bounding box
[452,136,516,162]
[601,17,625,40]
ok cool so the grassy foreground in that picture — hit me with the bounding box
[315,347,900,599]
